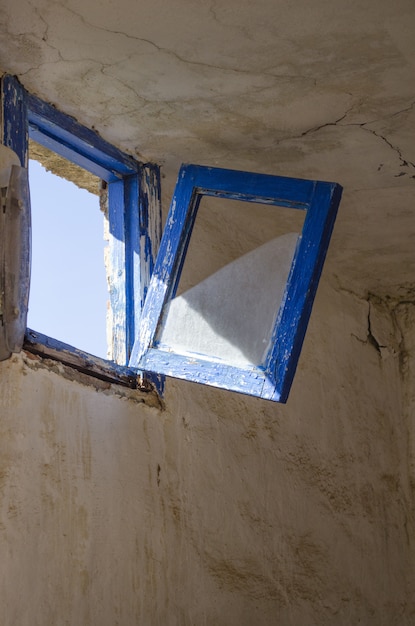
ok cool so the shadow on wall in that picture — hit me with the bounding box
[158,232,299,366]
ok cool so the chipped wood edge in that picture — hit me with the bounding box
[24,328,163,408]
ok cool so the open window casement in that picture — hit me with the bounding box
[1,74,162,391]
[0,146,31,361]
[129,164,342,403]
[1,75,342,402]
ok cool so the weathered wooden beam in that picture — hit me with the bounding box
[24,328,155,391]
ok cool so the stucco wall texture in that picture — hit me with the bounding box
[1,283,414,625]
[1,0,415,623]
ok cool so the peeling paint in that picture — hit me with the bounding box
[1,1,415,623]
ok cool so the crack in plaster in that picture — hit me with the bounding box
[10,6,415,179]
[208,0,220,25]
[99,66,157,107]
[11,1,303,84]
[300,108,355,138]
[27,0,49,43]
[1,3,46,44]
[360,125,415,175]
[5,1,66,75]
[336,283,410,361]
[367,305,386,355]
[269,101,415,178]
[20,54,98,79]
[207,0,260,45]
[390,100,415,120]
[362,100,415,127]
[58,4,309,81]
[351,303,397,359]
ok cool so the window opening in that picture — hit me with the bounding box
[158,196,306,367]
[28,158,109,359]
[1,74,162,393]
[2,75,342,402]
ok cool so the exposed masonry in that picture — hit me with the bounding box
[29,140,100,195]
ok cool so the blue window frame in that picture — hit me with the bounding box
[2,74,342,403]
[129,164,342,403]
[1,74,162,390]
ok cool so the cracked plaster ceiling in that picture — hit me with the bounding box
[1,0,414,300]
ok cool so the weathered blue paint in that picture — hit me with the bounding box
[138,164,162,307]
[1,75,28,166]
[129,164,342,403]
[138,349,271,398]
[2,74,163,393]
[124,173,140,356]
[182,163,315,209]
[266,181,342,402]
[107,178,128,363]
[108,165,164,392]
[27,92,138,181]
[136,164,165,393]
[1,76,30,361]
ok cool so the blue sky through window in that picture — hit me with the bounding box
[27,160,109,358]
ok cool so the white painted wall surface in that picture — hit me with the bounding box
[0,283,413,625]
[1,0,415,621]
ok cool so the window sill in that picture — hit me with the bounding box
[24,328,161,406]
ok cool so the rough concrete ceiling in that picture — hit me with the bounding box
[1,0,414,299]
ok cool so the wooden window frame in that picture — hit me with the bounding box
[129,164,342,403]
[1,74,162,391]
[2,75,342,403]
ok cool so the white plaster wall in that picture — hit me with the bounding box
[0,281,413,625]
[2,0,415,298]
[1,1,415,622]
